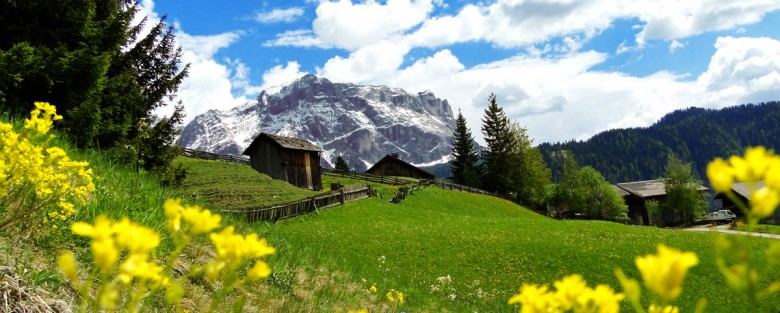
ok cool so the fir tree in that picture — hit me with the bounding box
[450,109,481,187]
[335,155,350,172]
[481,93,514,195]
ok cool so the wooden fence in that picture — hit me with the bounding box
[425,179,492,195]
[390,180,433,204]
[222,184,374,222]
[322,169,417,186]
[181,148,250,165]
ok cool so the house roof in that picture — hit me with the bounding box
[365,154,435,178]
[612,185,630,197]
[616,179,709,198]
[242,132,322,155]
[730,181,764,198]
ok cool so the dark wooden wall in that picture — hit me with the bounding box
[247,137,322,190]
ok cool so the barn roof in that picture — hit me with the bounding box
[242,132,322,155]
[612,185,630,197]
[730,181,764,198]
[365,154,435,178]
[616,179,709,198]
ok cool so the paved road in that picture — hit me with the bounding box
[683,225,780,239]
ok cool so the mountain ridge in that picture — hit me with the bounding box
[178,74,455,172]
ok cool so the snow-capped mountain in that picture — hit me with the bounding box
[178,74,455,171]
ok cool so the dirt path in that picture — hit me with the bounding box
[683,225,780,239]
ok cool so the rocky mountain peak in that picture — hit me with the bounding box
[179,75,456,172]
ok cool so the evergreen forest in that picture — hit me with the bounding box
[538,102,780,184]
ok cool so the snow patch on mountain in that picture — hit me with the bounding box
[178,74,456,172]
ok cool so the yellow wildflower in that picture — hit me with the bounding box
[57,251,79,282]
[113,218,160,254]
[553,274,588,310]
[750,186,780,219]
[706,158,734,193]
[397,291,404,304]
[635,244,699,301]
[165,198,222,235]
[508,284,558,313]
[91,237,119,271]
[370,284,377,293]
[649,304,680,313]
[386,290,395,302]
[614,268,641,303]
[164,198,183,233]
[247,261,271,281]
[205,260,226,282]
[576,284,623,313]
[181,205,221,234]
[347,310,368,313]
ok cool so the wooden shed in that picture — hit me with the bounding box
[365,153,435,180]
[242,133,323,190]
[616,179,708,226]
[715,181,780,224]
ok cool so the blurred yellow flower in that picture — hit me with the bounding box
[508,284,558,313]
[553,274,588,310]
[247,261,271,281]
[751,186,780,219]
[635,244,699,301]
[577,284,624,313]
[649,304,679,313]
[57,251,78,282]
[706,158,733,193]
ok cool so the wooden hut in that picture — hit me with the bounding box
[242,133,322,190]
[616,179,708,226]
[715,181,780,224]
[365,153,435,180]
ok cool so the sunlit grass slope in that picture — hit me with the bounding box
[264,186,778,312]
[174,157,318,211]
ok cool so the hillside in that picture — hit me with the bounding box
[261,187,776,312]
[538,101,780,183]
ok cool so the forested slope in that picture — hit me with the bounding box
[539,101,780,183]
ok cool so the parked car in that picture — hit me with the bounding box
[695,210,737,224]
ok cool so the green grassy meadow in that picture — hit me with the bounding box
[260,186,778,312]
[3,144,779,312]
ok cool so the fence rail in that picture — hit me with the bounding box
[181,148,250,165]
[322,169,417,186]
[219,184,373,222]
[425,179,492,195]
[390,180,433,204]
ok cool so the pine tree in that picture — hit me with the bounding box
[335,155,350,172]
[481,93,514,195]
[450,109,481,187]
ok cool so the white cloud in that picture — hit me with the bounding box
[255,7,305,24]
[258,61,308,92]
[697,36,780,107]
[669,40,685,53]
[311,0,434,50]
[317,40,411,83]
[156,30,252,123]
[634,1,780,45]
[313,36,780,145]
[263,29,325,48]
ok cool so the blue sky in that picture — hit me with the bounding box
[145,0,780,145]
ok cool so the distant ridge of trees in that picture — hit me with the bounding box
[538,101,780,184]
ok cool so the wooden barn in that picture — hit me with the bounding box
[365,153,435,180]
[242,133,323,190]
[616,179,708,226]
[715,181,780,224]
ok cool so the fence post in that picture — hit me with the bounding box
[340,189,345,205]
